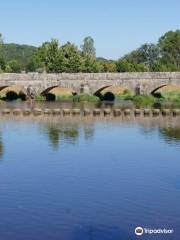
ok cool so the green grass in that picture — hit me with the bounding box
[131,95,158,108]
[161,92,180,101]
[35,95,46,101]
[73,94,100,102]
[115,90,133,100]
[56,95,74,101]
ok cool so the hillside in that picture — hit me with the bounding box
[1,43,36,66]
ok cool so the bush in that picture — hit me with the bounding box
[56,95,74,101]
[73,94,99,102]
[115,90,133,100]
[35,95,46,101]
[132,95,157,107]
[5,60,21,73]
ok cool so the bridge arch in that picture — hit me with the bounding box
[93,85,132,101]
[40,86,75,101]
[151,85,167,95]
[0,85,27,101]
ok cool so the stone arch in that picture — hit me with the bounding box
[93,85,132,101]
[93,85,113,100]
[40,86,59,96]
[40,86,75,101]
[151,85,167,95]
[0,85,27,101]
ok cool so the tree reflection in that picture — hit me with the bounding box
[41,123,95,150]
[60,127,79,145]
[0,134,4,160]
[44,124,81,149]
[84,125,94,140]
[47,126,60,150]
[159,127,180,143]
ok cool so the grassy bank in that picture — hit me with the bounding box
[115,91,180,108]
[35,94,100,102]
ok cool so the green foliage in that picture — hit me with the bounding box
[56,95,74,101]
[35,39,62,72]
[1,43,36,68]
[35,95,46,101]
[81,56,103,72]
[5,60,21,73]
[100,60,117,72]
[115,90,133,100]
[81,36,96,58]
[0,33,3,45]
[0,57,6,71]
[73,94,99,102]
[131,95,157,107]
[61,43,83,73]
[159,30,180,69]
[116,59,148,72]
[26,58,37,72]
[0,30,179,73]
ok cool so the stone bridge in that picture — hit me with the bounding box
[0,72,180,96]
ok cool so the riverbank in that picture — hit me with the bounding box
[1,92,180,109]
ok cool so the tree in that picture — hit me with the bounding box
[5,60,21,73]
[158,30,180,69]
[116,59,148,72]
[97,58,117,72]
[139,44,161,68]
[0,33,3,46]
[26,58,37,72]
[123,43,161,69]
[61,42,83,73]
[0,57,6,72]
[116,59,135,72]
[81,36,96,58]
[81,56,103,72]
[35,39,62,72]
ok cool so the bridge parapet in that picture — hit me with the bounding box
[0,72,180,95]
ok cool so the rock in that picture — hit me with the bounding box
[134,109,141,116]
[152,109,160,116]
[124,109,131,115]
[72,109,81,115]
[44,109,52,114]
[2,108,11,114]
[162,109,171,116]
[63,109,71,115]
[113,109,121,116]
[93,109,101,115]
[13,109,21,115]
[52,109,61,115]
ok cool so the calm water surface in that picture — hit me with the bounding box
[0,118,180,240]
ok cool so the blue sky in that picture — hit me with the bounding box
[0,0,179,59]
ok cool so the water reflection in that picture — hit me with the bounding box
[0,134,3,160]
[46,126,61,150]
[84,125,94,141]
[159,127,180,143]
[40,124,95,149]
[0,118,180,239]
[39,121,180,151]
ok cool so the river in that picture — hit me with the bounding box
[0,116,179,239]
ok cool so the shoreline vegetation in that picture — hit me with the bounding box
[0,30,180,108]
[0,91,180,109]
[0,30,180,73]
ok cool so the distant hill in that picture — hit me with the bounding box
[1,43,37,66]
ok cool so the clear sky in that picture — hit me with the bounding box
[0,0,179,59]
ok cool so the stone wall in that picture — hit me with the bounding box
[0,72,180,95]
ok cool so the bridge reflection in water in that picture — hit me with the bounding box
[0,115,180,239]
[0,116,180,154]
